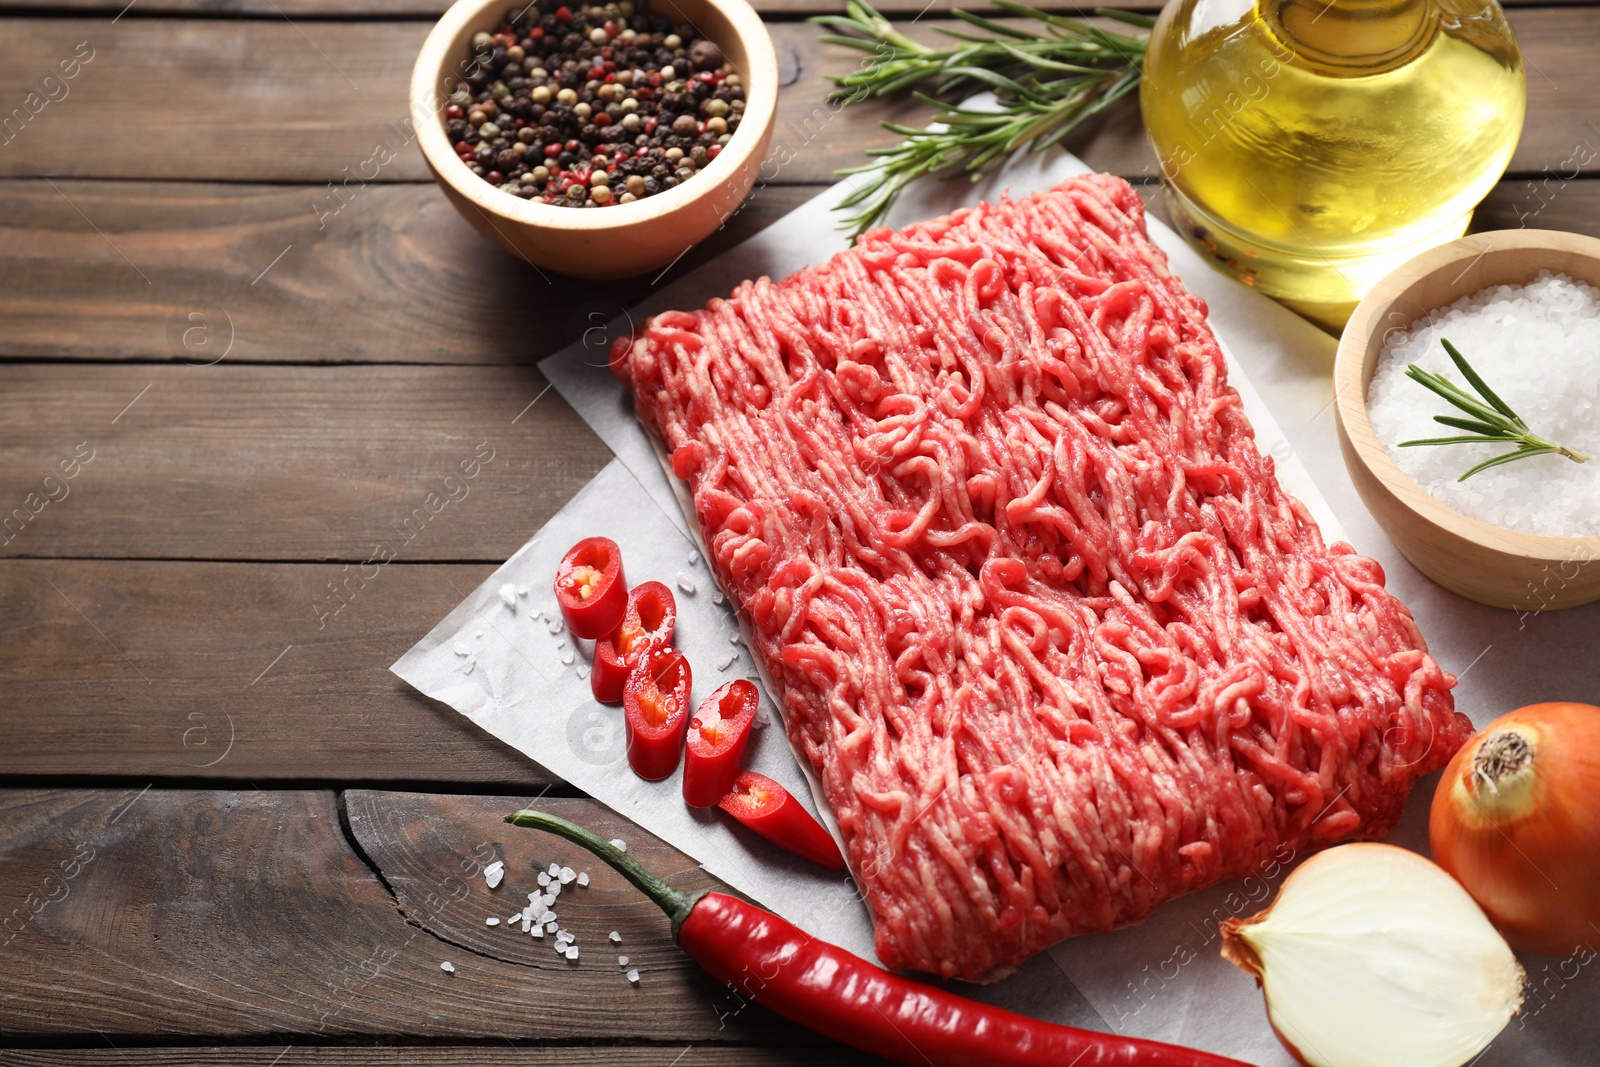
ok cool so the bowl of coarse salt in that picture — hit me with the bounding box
[1335,228,1600,612]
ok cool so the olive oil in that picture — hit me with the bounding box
[1141,0,1525,326]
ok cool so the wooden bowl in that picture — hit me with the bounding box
[411,0,777,280]
[1334,229,1600,611]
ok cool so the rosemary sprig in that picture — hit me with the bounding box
[1399,338,1589,481]
[810,0,1153,233]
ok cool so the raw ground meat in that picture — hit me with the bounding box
[611,174,1469,981]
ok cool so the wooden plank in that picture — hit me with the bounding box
[0,1051,881,1066]
[0,180,818,363]
[0,17,1141,184]
[0,560,564,783]
[8,173,1600,366]
[0,789,822,1044]
[0,364,612,560]
[0,0,1576,25]
[0,13,1594,186]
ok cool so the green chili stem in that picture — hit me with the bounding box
[505,809,707,937]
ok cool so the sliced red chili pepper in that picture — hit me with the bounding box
[682,680,758,807]
[718,771,844,869]
[591,581,676,704]
[623,647,692,781]
[508,810,1253,1067]
[553,536,627,640]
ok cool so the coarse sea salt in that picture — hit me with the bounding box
[1368,271,1600,537]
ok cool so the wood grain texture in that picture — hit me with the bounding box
[0,12,1594,185]
[6,177,1600,366]
[0,560,563,783]
[0,1051,881,1066]
[0,363,610,559]
[0,180,818,363]
[0,789,822,1045]
[0,0,1577,18]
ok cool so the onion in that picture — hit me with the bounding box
[1430,702,1600,957]
[1221,843,1523,1067]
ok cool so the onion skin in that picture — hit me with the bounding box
[1430,702,1600,957]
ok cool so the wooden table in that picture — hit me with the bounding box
[1,0,1595,1062]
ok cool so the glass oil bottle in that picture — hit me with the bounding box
[1141,0,1525,327]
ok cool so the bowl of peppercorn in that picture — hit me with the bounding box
[411,0,777,279]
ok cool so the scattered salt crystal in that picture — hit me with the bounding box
[576,664,591,679]
[547,884,561,900]
[545,920,559,933]
[453,642,470,656]
[548,862,561,876]
[566,946,580,960]
[440,961,455,973]
[1369,270,1600,537]
[716,652,737,672]
[486,917,500,927]
[520,913,533,933]
[531,925,544,938]
[754,708,770,728]
[576,871,590,887]
[687,551,699,565]
[609,931,621,942]
[474,629,483,638]
[516,584,529,597]
[559,866,576,884]
[508,913,522,924]
[609,839,627,852]
[462,659,475,675]
[557,930,574,944]
[625,968,640,984]
[711,590,724,605]
[547,617,564,635]
[729,632,742,645]
[529,606,541,619]
[484,861,504,889]
[499,582,517,609]
[561,652,575,666]
[618,955,629,967]
[538,871,551,887]
[675,572,697,595]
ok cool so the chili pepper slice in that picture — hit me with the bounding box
[718,770,844,869]
[591,581,676,704]
[507,810,1253,1067]
[553,536,627,640]
[682,679,758,808]
[623,647,693,781]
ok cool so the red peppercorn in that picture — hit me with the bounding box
[588,67,605,81]
[605,72,617,83]
[594,113,611,127]
[531,26,544,40]
[635,86,653,101]
[645,117,657,134]
[607,163,618,173]
[544,143,561,157]
[648,73,663,87]
[487,170,503,184]
[445,104,464,119]
[565,139,579,152]
[454,140,475,154]
[555,6,571,21]
[698,71,716,83]
[708,143,722,159]
[603,19,617,36]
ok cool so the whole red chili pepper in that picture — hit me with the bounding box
[591,581,676,704]
[623,647,692,780]
[718,770,844,869]
[553,536,627,640]
[506,810,1255,1067]
[682,679,758,807]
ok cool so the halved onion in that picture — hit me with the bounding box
[1222,843,1523,1067]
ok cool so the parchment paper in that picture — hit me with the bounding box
[397,150,1600,1064]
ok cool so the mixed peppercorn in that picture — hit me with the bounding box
[444,1,746,206]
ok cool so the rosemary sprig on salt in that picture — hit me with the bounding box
[1400,337,1590,480]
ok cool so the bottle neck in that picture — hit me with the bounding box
[1261,0,1436,72]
